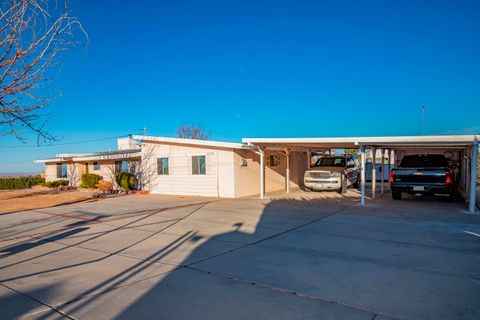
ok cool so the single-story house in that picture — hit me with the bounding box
[34,138,142,186]
[134,135,307,198]
[35,134,479,213]
[35,135,308,197]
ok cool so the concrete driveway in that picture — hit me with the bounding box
[0,191,479,319]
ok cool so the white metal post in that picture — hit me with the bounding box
[466,146,471,203]
[285,148,291,193]
[390,149,394,192]
[360,145,366,206]
[469,141,478,213]
[371,148,376,200]
[259,147,265,199]
[380,148,385,195]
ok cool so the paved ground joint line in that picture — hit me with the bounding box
[0,201,219,314]
[0,282,77,320]
[0,200,213,243]
[186,203,355,267]
[184,265,406,320]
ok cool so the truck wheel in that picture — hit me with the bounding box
[392,191,402,200]
[339,176,348,194]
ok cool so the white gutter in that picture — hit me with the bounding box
[133,135,247,149]
[72,152,142,162]
[243,135,480,146]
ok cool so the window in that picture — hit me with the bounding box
[93,162,100,170]
[129,161,138,174]
[314,157,346,167]
[115,161,129,173]
[268,155,280,167]
[399,155,449,168]
[56,163,67,178]
[157,157,169,175]
[192,155,206,175]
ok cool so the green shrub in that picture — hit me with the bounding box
[42,180,69,188]
[80,173,100,188]
[115,172,135,190]
[0,176,45,190]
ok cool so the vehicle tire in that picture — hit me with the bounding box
[339,176,348,194]
[392,190,402,200]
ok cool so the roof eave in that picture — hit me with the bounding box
[132,135,247,149]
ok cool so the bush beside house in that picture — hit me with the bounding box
[115,172,135,190]
[41,180,69,188]
[80,173,100,189]
[0,176,45,190]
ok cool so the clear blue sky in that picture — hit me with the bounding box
[1,0,479,173]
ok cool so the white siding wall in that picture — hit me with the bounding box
[44,163,62,182]
[87,162,116,183]
[142,142,236,197]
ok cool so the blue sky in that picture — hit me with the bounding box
[1,0,479,173]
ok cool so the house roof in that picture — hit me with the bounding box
[132,135,247,149]
[34,158,65,163]
[242,135,480,150]
[34,148,141,163]
[72,150,141,161]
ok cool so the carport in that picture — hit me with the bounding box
[243,135,479,213]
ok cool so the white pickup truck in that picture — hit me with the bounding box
[304,155,360,194]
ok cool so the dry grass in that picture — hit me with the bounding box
[0,189,100,214]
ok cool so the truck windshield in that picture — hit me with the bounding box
[399,155,449,168]
[314,157,346,167]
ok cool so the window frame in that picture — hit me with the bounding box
[157,157,169,175]
[93,162,101,170]
[268,155,280,167]
[56,163,67,179]
[192,155,206,175]
[115,160,129,173]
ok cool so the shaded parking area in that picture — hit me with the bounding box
[0,192,479,319]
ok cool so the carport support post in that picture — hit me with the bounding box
[285,148,291,193]
[306,149,310,169]
[371,148,377,200]
[360,145,366,206]
[380,149,385,195]
[259,147,265,199]
[469,141,478,213]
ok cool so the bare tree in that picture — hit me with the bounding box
[176,125,210,140]
[0,0,86,143]
[134,145,158,191]
[67,162,78,187]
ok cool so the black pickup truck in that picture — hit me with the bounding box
[389,154,455,201]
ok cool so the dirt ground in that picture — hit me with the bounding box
[0,189,101,214]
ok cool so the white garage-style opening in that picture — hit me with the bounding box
[243,135,479,214]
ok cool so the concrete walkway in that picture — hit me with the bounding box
[0,192,479,319]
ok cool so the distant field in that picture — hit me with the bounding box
[0,172,40,177]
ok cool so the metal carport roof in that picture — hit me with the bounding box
[243,135,479,213]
